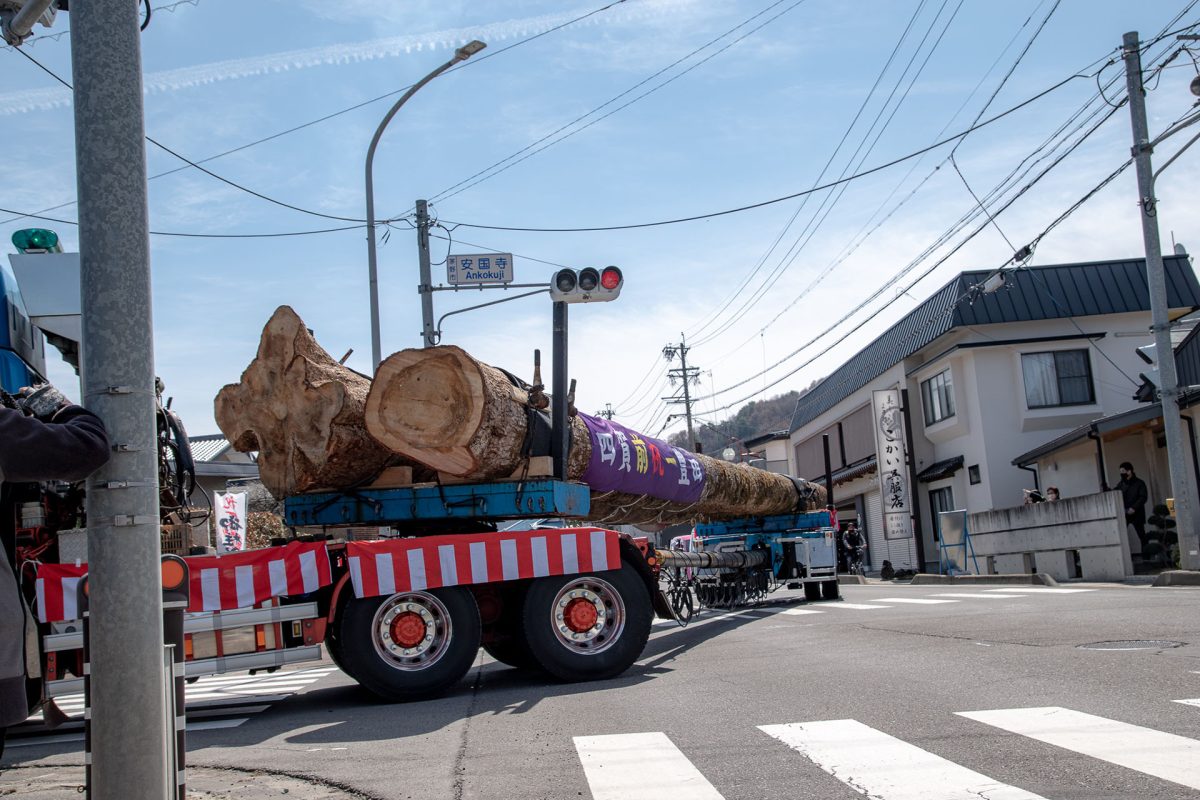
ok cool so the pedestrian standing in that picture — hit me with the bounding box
[1114,462,1149,552]
[0,384,109,761]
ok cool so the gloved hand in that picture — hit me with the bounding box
[17,383,71,421]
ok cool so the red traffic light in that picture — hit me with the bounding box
[600,266,622,290]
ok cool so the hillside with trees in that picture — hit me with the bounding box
[666,390,801,456]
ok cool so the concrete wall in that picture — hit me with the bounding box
[963,491,1132,581]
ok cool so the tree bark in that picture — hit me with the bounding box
[364,345,825,525]
[214,306,403,498]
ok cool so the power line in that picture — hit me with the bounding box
[11,47,369,224]
[439,70,1091,233]
[427,0,809,206]
[0,206,364,239]
[0,0,631,229]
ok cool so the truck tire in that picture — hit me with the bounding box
[820,579,840,600]
[803,581,821,602]
[481,635,538,670]
[338,587,481,702]
[521,561,651,682]
[325,623,355,678]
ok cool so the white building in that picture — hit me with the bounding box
[787,253,1200,573]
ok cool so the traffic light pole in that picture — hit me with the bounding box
[70,1,169,796]
[551,301,569,481]
[1123,31,1200,570]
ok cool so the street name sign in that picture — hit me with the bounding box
[447,252,514,285]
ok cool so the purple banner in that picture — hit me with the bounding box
[579,413,705,504]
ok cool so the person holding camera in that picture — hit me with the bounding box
[0,383,110,760]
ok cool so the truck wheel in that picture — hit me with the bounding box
[521,561,651,682]
[803,582,821,602]
[482,635,538,670]
[338,587,481,702]
[821,580,840,600]
[325,624,354,678]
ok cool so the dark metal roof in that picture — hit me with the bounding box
[743,430,789,449]
[916,455,965,483]
[1176,323,1200,388]
[791,255,1200,433]
[1011,402,1175,466]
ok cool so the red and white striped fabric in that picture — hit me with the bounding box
[187,540,332,613]
[346,527,622,599]
[34,563,88,623]
[33,541,334,623]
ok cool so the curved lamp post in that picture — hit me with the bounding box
[366,39,486,372]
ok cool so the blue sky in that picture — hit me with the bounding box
[3,0,1199,441]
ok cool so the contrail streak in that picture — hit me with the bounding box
[0,0,696,115]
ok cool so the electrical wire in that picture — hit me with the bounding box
[440,70,1091,234]
[0,0,631,228]
[11,47,370,224]
[0,206,364,239]
[690,0,967,348]
[683,0,938,345]
[427,0,810,207]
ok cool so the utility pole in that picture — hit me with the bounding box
[663,335,700,450]
[596,403,614,420]
[416,199,437,348]
[1123,30,1200,571]
[71,1,168,796]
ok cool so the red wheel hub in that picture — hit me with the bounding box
[390,611,427,648]
[564,597,599,633]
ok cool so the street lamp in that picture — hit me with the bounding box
[365,39,486,372]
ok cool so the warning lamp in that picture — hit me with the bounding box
[160,554,190,606]
[11,228,62,254]
[548,266,623,303]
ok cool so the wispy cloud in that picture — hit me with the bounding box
[0,0,700,116]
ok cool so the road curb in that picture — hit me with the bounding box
[837,574,868,585]
[908,573,1059,587]
[1150,569,1200,587]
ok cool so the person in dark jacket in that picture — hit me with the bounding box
[0,384,109,760]
[1115,461,1150,552]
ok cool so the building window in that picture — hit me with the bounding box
[1021,349,1095,408]
[968,464,981,485]
[921,369,955,426]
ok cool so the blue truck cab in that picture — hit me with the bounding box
[0,258,47,393]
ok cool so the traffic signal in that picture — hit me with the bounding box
[549,266,622,303]
[1133,344,1159,403]
[11,227,62,253]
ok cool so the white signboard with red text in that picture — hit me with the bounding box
[214,491,247,553]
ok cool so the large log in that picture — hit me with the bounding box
[365,345,825,525]
[214,306,404,498]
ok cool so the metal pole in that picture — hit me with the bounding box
[416,199,436,347]
[1123,31,1200,570]
[822,433,834,512]
[364,41,486,371]
[70,2,168,795]
[678,336,696,450]
[551,301,569,480]
[901,389,927,573]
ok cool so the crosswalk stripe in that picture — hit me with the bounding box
[575,732,724,800]
[983,587,1094,594]
[781,608,824,616]
[1173,699,1200,708]
[932,593,1023,599]
[957,707,1200,790]
[826,602,889,610]
[875,598,958,604]
[759,719,1047,799]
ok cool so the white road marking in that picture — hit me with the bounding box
[759,719,1047,799]
[983,587,1095,594]
[781,608,824,616]
[932,593,1023,599]
[574,732,724,800]
[874,598,958,605]
[1173,699,1200,708]
[958,707,1200,790]
[826,602,890,610]
[8,717,250,748]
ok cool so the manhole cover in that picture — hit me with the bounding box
[1077,640,1185,651]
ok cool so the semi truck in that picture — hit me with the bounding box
[6,231,841,707]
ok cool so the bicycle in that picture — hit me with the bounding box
[846,546,866,576]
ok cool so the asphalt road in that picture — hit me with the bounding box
[5,581,1199,799]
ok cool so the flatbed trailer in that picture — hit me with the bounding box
[33,479,840,703]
